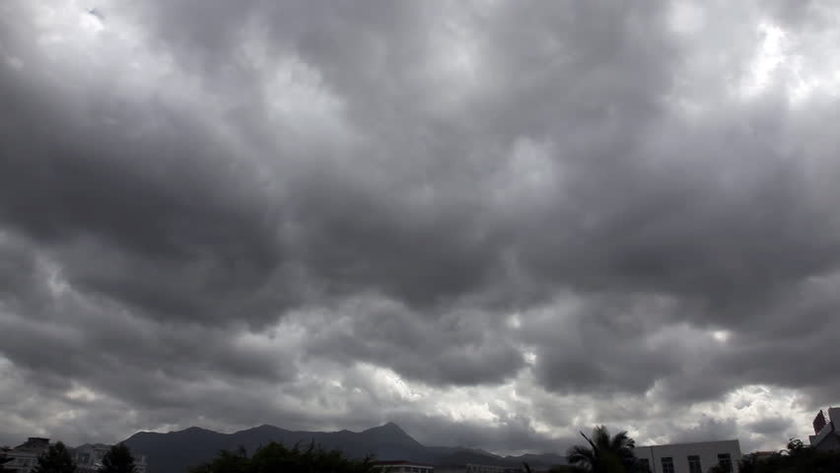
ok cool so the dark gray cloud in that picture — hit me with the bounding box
[1,0,839,455]
[747,417,793,436]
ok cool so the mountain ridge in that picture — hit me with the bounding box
[123,423,566,473]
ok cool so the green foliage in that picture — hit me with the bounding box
[785,438,805,454]
[736,442,840,473]
[566,426,639,473]
[190,442,374,473]
[34,442,77,473]
[706,463,730,473]
[98,443,137,473]
[191,447,249,473]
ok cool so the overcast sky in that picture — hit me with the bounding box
[2,0,840,455]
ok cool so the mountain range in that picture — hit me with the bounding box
[122,423,567,473]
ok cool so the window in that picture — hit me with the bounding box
[637,458,650,472]
[661,457,674,473]
[687,455,702,473]
[717,453,732,473]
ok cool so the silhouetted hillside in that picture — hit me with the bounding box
[123,423,565,473]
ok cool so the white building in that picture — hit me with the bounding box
[436,464,522,473]
[373,460,435,473]
[4,438,51,473]
[809,407,840,451]
[74,443,111,472]
[74,443,148,473]
[633,439,741,473]
[462,465,520,473]
[2,438,147,473]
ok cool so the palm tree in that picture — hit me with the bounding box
[567,426,637,473]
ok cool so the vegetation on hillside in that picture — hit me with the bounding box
[190,442,374,473]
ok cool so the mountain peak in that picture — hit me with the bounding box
[122,421,560,473]
[250,423,280,432]
[361,422,424,448]
[366,422,407,435]
[178,426,214,434]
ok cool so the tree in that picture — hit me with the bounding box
[706,463,730,473]
[190,442,374,473]
[734,444,840,473]
[786,438,805,455]
[734,453,760,473]
[33,442,76,473]
[567,426,638,473]
[190,447,249,473]
[98,443,136,473]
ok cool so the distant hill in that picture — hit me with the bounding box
[122,423,566,473]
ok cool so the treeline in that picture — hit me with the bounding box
[189,442,373,473]
[736,438,840,473]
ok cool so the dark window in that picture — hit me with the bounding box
[661,457,675,473]
[717,453,733,473]
[637,458,650,472]
[688,455,702,473]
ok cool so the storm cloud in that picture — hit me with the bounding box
[2,0,840,454]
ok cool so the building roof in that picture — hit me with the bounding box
[13,438,50,452]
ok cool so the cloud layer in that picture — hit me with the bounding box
[2,0,840,454]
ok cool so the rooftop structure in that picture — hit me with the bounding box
[4,438,51,473]
[809,407,840,451]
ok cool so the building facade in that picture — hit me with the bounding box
[73,443,148,473]
[633,440,741,473]
[2,438,147,473]
[373,460,435,473]
[74,444,111,472]
[436,464,522,473]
